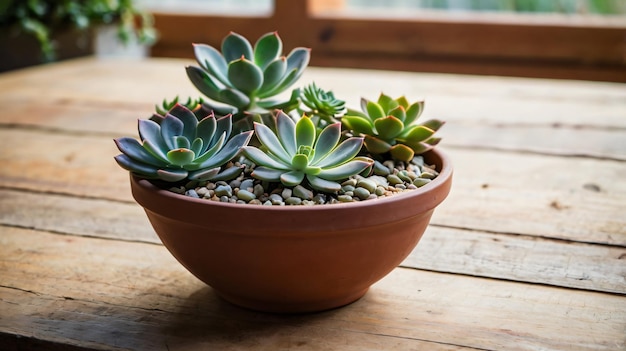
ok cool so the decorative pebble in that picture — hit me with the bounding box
[269,193,284,205]
[236,189,256,202]
[413,178,431,187]
[185,189,200,198]
[397,170,412,183]
[341,179,358,187]
[253,184,265,198]
[281,188,292,199]
[341,184,355,193]
[215,185,233,197]
[356,179,377,193]
[285,196,302,205]
[312,194,327,204]
[240,179,254,191]
[219,195,230,202]
[354,187,371,200]
[196,187,209,197]
[375,186,386,196]
[387,174,403,185]
[293,185,314,200]
[338,195,353,202]
[249,199,262,205]
[373,160,391,176]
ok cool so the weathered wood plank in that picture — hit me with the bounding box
[1,228,624,351]
[1,189,624,294]
[405,226,626,295]
[1,58,624,127]
[1,129,623,245]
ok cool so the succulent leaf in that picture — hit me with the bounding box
[377,93,398,113]
[316,159,373,180]
[260,57,286,92]
[114,154,162,178]
[138,119,168,152]
[157,169,189,182]
[366,100,386,121]
[188,167,221,181]
[185,66,224,101]
[363,135,392,154]
[373,116,404,140]
[306,175,341,193]
[389,144,414,162]
[250,166,284,182]
[281,170,305,186]
[275,111,297,155]
[222,32,253,62]
[254,122,291,164]
[227,57,263,95]
[291,154,309,171]
[397,125,435,142]
[167,148,195,166]
[193,43,229,86]
[242,146,289,170]
[341,116,374,135]
[311,123,341,164]
[295,116,316,149]
[218,88,251,109]
[254,32,282,70]
[314,137,363,168]
[114,137,166,167]
[404,101,424,126]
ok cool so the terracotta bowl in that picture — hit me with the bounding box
[130,149,453,313]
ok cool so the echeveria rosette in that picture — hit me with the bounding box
[114,104,253,182]
[185,31,310,130]
[342,94,444,162]
[242,111,373,193]
[300,82,346,127]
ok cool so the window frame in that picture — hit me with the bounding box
[149,0,626,82]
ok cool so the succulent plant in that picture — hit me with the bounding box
[300,82,346,127]
[152,96,211,122]
[114,104,253,182]
[342,94,444,162]
[185,31,310,130]
[242,111,373,192]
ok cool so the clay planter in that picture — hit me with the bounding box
[130,149,452,313]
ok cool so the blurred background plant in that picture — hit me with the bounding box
[0,0,157,62]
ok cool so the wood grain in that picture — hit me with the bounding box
[1,228,624,351]
[1,189,623,294]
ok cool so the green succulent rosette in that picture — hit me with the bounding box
[342,93,444,162]
[186,31,310,130]
[114,104,253,182]
[242,111,373,193]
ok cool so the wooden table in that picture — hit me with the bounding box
[0,57,624,351]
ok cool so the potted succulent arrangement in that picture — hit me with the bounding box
[114,31,453,313]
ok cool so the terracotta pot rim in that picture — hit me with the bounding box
[131,148,452,213]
